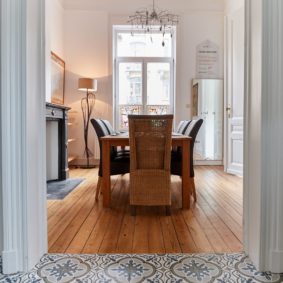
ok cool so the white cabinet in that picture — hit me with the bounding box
[192,79,223,164]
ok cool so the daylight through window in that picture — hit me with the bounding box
[114,27,176,130]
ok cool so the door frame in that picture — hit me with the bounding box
[1,0,283,274]
[0,0,47,273]
[224,8,244,176]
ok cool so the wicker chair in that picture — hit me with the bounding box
[128,115,173,215]
[91,118,130,200]
[171,118,203,202]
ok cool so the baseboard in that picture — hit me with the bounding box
[269,250,283,273]
[2,250,18,274]
[70,157,99,167]
[227,168,243,177]
[194,160,223,166]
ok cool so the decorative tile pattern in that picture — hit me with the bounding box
[105,257,156,283]
[0,253,283,283]
[171,257,221,282]
[38,257,90,283]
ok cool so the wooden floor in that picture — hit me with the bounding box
[47,166,243,254]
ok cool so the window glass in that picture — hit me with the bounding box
[118,105,143,130]
[147,63,171,105]
[117,33,172,57]
[118,63,142,105]
[114,28,175,131]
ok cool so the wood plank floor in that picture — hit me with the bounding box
[47,166,243,254]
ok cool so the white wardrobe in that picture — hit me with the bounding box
[192,79,223,164]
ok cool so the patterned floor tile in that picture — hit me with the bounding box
[0,253,283,283]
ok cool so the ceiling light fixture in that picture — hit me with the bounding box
[128,0,179,46]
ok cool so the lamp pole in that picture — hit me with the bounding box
[79,78,97,168]
[81,90,95,167]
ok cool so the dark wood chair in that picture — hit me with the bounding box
[101,119,129,154]
[91,118,130,200]
[171,118,203,202]
[128,115,173,215]
[174,120,192,152]
[101,119,116,135]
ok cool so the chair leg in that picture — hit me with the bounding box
[95,177,102,201]
[131,205,136,216]
[192,177,197,202]
[165,206,171,216]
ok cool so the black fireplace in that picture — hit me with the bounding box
[46,103,71,181]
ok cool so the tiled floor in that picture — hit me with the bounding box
[1,253,283,283]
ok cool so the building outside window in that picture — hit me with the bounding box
[113,27,176,130]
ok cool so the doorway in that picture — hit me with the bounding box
[2,0,278,275]
[46,0,244,255]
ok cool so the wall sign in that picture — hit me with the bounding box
[196,40,219,78]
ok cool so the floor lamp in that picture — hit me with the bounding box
[78,78,97,168]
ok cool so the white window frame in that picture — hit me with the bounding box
[113,26,176,131]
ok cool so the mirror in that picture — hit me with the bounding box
[192,79,224,163]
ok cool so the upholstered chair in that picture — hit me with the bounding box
[91,118,130,200]
[171,118,203,202]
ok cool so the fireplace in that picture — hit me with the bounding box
[46,103,71,181]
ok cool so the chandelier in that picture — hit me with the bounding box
[128,0,179,46]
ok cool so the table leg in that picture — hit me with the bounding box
[182,139,191,209]
[102,140,111,207]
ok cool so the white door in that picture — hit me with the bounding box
[224,7,245,176]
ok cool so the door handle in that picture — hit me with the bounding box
[226,106,232,118]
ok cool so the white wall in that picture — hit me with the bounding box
[62,0,225,14]
[109,12,224,123]
[60,10,224,164]
[46,0,65,102]
[47,2,224,164]
[176,12,224,122]
[225,0,244,14]
[64,10,110,164]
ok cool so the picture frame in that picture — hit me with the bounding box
[51,51,65,105]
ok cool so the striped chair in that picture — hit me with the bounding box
[171,118,203,202]
[91,118,130,200]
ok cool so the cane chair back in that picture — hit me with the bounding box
[128,115,173,210]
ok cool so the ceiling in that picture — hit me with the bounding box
[59,0,225,14]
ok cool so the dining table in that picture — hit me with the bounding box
[100,133,192,209]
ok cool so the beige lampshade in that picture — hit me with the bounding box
[78,78,97,92]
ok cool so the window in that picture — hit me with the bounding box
[114,27,175,131]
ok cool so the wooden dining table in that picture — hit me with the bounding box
[100,133,192,209]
